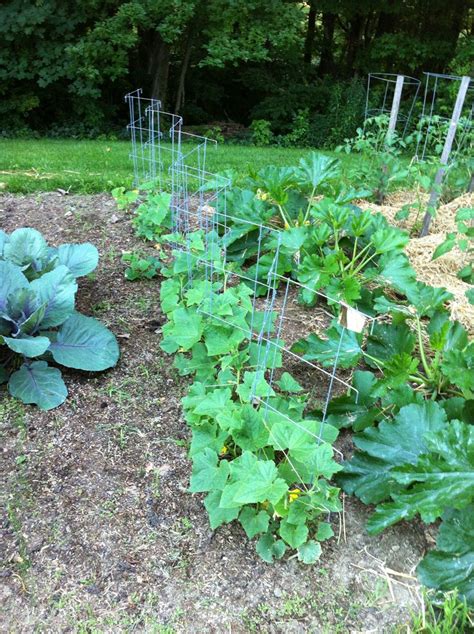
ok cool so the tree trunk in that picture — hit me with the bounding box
[303,1,317,66]
[148,31,170,105]
[174,29,193,113]
[375,11,398,39]
[345,14,364,75]
[318,12,336,75]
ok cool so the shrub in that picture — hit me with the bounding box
[250,119,273,146]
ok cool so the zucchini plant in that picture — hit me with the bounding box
[213,152,415,306]
[294,284,474,605]
[432,206,474,284]
[0,228,119,410]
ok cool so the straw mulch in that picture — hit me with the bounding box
[359,192,474,333]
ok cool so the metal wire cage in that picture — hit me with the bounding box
[414,72,473,162]
[364,73,421,143]
[124,89,376,499]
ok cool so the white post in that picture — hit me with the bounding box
[386,74,405,143]
[420,75,471,236]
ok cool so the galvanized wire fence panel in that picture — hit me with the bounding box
[364,73,421,148]
[126,91,375,493]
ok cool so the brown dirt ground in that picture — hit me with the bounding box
[1,193,428,633]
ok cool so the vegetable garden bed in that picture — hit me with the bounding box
[0,192,428,632]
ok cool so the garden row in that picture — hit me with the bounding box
[1,149,472,607]
[116,152,473,604]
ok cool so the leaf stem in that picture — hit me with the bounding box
[416,316,432,379]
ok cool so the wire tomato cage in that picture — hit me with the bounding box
[125,89,377,508]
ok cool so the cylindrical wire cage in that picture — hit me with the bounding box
[364,73,421,143]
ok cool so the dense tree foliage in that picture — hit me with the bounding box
[0,0,472,138]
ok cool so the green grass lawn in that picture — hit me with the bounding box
[0,138,363,195]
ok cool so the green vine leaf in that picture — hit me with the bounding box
[256,533,287,563]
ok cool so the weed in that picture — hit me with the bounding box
[404,591,473,633]
[6,502,31,578]
[91,299,113,313]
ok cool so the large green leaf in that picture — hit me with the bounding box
[376,253,417,294]
[325,370,381,431]
[189,448,230,493]
[204,322,247,356]
[280,226,308,252]
[230,404,269,451]
[220,451,288,508]
[3,228,48,269]
[297,253,339,306]
[8,361,67,410]
[365,322,415,364]
[276,372,303,393]
[407,283,453,317]
[256,533,287,563]
[367,421,474,533]
[50,312,119,371]
[204,490,240,530]
[417,506,474,606]
[192,387,233,419]
[3,334,51,358]
[296,152,339,190]
[297,540,322,564]
[339,402,447,505]
[291,325,362,369]
[174,343,218,383]
[255,165,296,205]
[56,243,99,277]
[0,261,29,312]
[290,442,342,480]
[236,371,275,402]
[371,227,409,254]
[239,507,270,539]
[441,342,474,396]
[160,278,180,314]
[279,518,308,548]
[189,424,228,458]
[30,265,77,327]
[170,307,203,351]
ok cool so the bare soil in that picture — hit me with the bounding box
[0,193,427,633]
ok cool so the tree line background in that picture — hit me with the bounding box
[1,0,472,145]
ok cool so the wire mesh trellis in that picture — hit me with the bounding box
[414,72,473,162]
[125,89,376,502]
[364,73,421,147]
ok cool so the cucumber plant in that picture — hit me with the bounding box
[158,235,342,563]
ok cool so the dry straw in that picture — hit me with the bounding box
[357,192,473,333]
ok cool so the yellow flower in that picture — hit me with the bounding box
[284,221,290,230]
[219,445,228,455]
[288,488,301,503]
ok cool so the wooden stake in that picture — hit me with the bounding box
[387,74,404,143]
[420,75,471,237]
